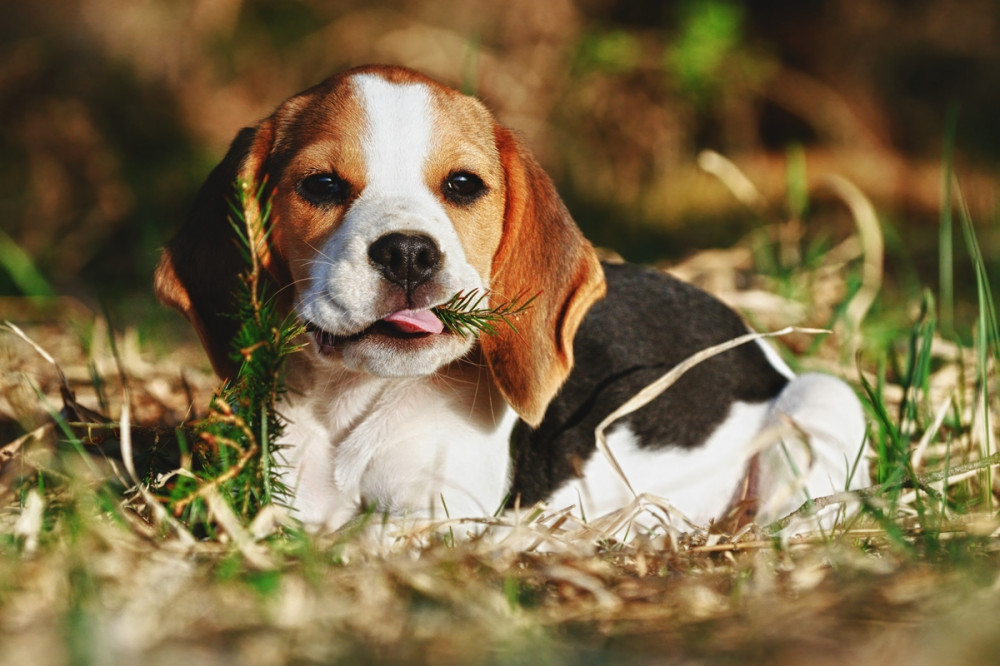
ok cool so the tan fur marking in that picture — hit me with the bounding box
[423,86,506,279]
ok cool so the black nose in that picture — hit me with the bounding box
[367,232,442,294]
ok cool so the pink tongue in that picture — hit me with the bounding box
[382,309,444,335]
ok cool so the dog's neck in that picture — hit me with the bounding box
[281,343,508,430]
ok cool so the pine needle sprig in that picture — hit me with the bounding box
[432,289,538,338]
[167,177,301,529]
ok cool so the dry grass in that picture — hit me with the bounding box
[4,199,1000,664]
[4,3,1000,662]
[1,153,998,666]
[2,502,996,666]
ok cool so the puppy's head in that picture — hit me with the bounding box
[155,65,605,425]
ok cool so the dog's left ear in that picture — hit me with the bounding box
[480,126,606,427]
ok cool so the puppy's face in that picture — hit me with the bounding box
[156,65,605,425]
[268,72,506,377]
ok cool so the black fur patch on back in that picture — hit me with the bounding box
[508,262,789,506]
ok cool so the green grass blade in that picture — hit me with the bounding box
[0,229,56,298]
[939,103,958,339]
[955,181,999,510]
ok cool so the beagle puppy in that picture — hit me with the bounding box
[156,65,868,533]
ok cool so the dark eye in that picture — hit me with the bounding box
[443,171,487,205]
[299,172,351,206]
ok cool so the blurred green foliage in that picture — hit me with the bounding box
[577,29,642,74]
[667,0,746,101]
[1,0,998,313]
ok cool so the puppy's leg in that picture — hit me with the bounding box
[755,373,870,531]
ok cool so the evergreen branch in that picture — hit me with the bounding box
[166,177,300,530]
[172,430,260,515]
[432,289,538,338]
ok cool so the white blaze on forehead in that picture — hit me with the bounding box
[352,74,435,194]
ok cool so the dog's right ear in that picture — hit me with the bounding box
[479,126,606,426]
[154,120,277,379]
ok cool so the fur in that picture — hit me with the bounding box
[155,65,869,534]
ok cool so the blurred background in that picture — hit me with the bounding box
[2,0,998,331]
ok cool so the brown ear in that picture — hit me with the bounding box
[154,120,281,379]
[480,127,606,426]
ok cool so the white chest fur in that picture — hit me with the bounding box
[277,354,516,531]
